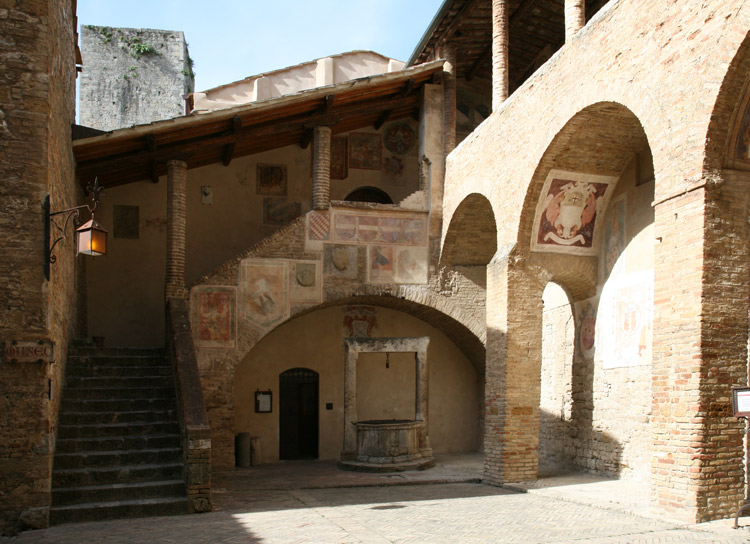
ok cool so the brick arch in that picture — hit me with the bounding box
[441,193,497,266]
[514,101,650,300]
[705,14,750,173]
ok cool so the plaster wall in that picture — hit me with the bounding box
[86,119,421,347]
[233,306,480,463]
[539,159,654,481]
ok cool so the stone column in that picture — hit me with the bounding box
[342,344,358,458]
[650,173,749,522]
[312,125,332,210]
[483,256,544,485]
[415,349,431,453]
[441,44,457,154]
[565,0,586,42]
[165,159,187,299]
[492,0,509,110]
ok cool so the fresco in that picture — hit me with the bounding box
[383,122,416,154]
[332,212,426,246]
[575,298,598,361]
[192,286,236,348]
[602,194,626,280]
[531,170,615,255]
[239,260,288,328]
[343,306,378,337]
[256,164,287,195]
[263,197,301,225]
[323,244,358,278]
[394,247,428,284]
[596,270,653,369]
[349,132,382,170]
[289,261,321,304]
[330,136,348,180]
[308,211,330,241]
[368,246,394,282]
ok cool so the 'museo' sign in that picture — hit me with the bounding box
[4,340,54,364]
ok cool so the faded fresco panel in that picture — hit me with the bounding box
[383,122,416,155]
[323,244,358,278]
[342,306,378,337]
[331,135,348,180]
[574,297,598,362]
[596,270,653,369]
[394,246,428,284]
[368,246,394,282]
[602,194,626,280]
[240,260,288,328]
[289,261,321,304]
[256,164,287,195]
[308,211,330,241]
[331,212,426,246]
[192,286,236,348]
[531,170,616,256]
[349,132,382,170]
[263,198,301,225]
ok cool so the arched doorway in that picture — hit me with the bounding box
[279,368,319,460]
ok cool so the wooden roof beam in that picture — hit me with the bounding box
[299,128,314,149]
[374,110,392,130]
[222,142,235,166]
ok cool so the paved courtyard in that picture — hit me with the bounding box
[4,455,750,543]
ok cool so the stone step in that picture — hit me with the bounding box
[68,355,169,367]
[52,462,184,488]
[49,496,188,526]
[53,448,183,469]
[52,480,186,506]
[61,386,176,401]
[66,375,174,389]
[66,364,172,378]
[58,421,180,439]
[59,409,177,426]
[61,397,177,413]
[68,346,166,358]
[56,433,182,454]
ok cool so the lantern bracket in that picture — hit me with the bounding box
[44,178,105,280]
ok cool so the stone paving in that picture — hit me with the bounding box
[3,455,750,543]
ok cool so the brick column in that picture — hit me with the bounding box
[441,44,457,154]
[651,174,749,522]
[565,0,586,42]
[312,125,332,210]
[484,256,544,484]
[492,0,509,110]
[165,159,187,299]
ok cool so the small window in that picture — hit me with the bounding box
[344,186,393,204]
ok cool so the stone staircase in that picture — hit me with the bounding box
[50,346,188,526]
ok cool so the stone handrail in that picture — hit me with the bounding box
[166,297,212,513]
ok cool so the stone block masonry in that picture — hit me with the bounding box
[0,0,79,535]
[79,25,194,131]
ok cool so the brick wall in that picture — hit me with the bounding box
[442,0,750,522]
[0,0,78,534]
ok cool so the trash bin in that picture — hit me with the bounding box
[235,433,251,467]
[250,436,261,466]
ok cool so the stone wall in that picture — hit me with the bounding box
[79,26,193,131]
[0,0,78,534]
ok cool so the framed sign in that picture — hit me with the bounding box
[731,386,750,417]
[255,390,272,413]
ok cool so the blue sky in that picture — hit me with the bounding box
[77,0,444,92]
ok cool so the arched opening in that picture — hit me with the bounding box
[279,368,319,460]
[519,102,654,487]
[442,193,497,267]
[344,186,393,204]
[233,302,482,465]
[539,281,574,474]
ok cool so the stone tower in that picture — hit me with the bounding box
[79,26,194,131]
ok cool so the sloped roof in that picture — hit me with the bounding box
[74,60,443,188]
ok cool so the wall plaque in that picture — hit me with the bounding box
[731,386,750,417]
[4,340,54,363]
[255,390,272,413]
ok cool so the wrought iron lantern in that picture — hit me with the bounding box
[44,178,107,279]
